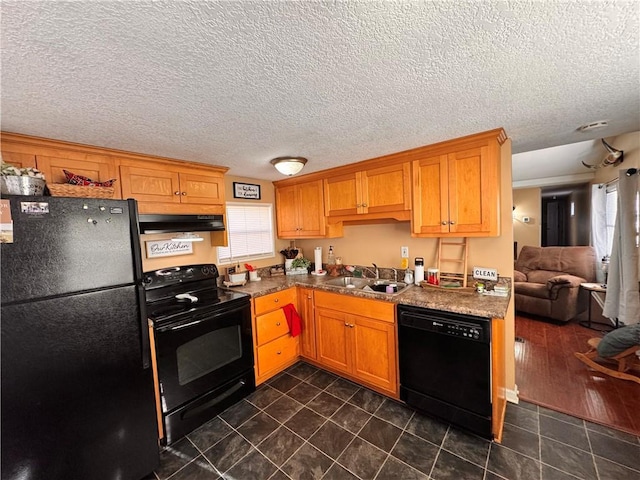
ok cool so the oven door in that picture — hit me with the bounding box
[154,299,253,413]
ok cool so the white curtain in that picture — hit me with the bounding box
[603,170,640,325]
[591,184,607,283]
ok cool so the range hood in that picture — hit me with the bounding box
[138,214,225,234]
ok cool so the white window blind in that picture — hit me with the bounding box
[217,203,274,264]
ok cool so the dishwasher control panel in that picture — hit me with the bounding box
[433,320,485,341]
[398,306,490,343]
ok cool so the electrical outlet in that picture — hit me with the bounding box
[401,246,409,258]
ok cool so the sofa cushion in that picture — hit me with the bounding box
[515,282,549,299]
[514,270,527,282]
[515,246,596,282]
[527,270,564,284]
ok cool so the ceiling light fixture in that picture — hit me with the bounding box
[577,121,608,132]
[270,156,308,176]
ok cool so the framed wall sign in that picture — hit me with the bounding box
[146,240,194,258]
[233,182,261,200]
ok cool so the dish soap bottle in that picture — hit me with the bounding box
[327,246,335,265]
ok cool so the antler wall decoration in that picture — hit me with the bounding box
[582,139,624,170]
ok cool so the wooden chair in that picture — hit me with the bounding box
[575,337,640,385]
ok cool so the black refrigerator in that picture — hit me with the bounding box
[1,196,159,480]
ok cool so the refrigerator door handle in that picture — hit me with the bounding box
[137,285,151,369]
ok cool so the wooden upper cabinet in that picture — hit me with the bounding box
[1,151,36,170]
[411,130,504,237]
[120,165,181,204]
[0,133,228,214]
[119,159,226,214]
[324,162,411,220]
[275,180,326,238]
[324,172,359,217]
[179,171,224,205]
[36,154,119,185]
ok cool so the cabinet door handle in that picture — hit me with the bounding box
[441,221,448,225]
[174,191,180,195]
[181,192,187,196]
[344,322,349,327]
[276,351,282,355]
[274,299,279,303]
[449,220,455,225]
[349,323,355,328]
[362,203,368,208]
[276,322,281,326]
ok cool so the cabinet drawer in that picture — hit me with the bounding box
[256,309,290,346]
[254,288,297,316]
[257,334,298,376]
[314,291,395,323]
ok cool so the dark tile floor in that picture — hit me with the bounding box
[146,362,640,480]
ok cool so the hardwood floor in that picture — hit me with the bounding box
[515,313,640,436]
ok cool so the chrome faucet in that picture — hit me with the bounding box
[391,268,398,282]
[362,263,379,279]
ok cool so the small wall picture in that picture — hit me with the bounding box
[233,182,261,200]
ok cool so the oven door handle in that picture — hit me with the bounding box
[168,319,204,331]
[158,302,249,332]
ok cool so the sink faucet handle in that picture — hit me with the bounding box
[372,263,379,279]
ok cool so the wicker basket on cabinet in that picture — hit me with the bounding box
[47,183,115,199]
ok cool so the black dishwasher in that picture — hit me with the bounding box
[398,304,492,439]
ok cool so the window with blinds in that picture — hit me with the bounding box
[217,203,274,264]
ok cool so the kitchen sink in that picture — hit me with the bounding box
[363,280,411,294]
[322,277,412,295]
[323,277,370,289]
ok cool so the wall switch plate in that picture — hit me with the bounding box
[473,267,498,281]
[401,246,409,258]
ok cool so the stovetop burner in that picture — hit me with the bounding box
[143,264,250,325]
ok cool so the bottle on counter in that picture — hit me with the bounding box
[404,268,414,284]
[414,257,425,285]
[327,245,335,265]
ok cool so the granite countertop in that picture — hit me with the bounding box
[222,273,511,319]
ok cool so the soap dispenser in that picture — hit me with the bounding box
[327,246,335,265]
[404,269,414,284]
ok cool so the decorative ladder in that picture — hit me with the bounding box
[437,238,468,287]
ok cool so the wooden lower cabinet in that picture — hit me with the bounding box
[314,291,398,397]
[316,308,351,374]
[253,288,299,385]
[297,287,317,360]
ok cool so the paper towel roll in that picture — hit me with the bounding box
[314,247,323,273]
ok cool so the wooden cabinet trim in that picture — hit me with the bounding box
[1,132,228,174]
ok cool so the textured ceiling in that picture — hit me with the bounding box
[1,1,639,182]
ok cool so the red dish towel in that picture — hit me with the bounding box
[282,303,302,337]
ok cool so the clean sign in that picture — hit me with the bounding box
[473,267,498,281]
